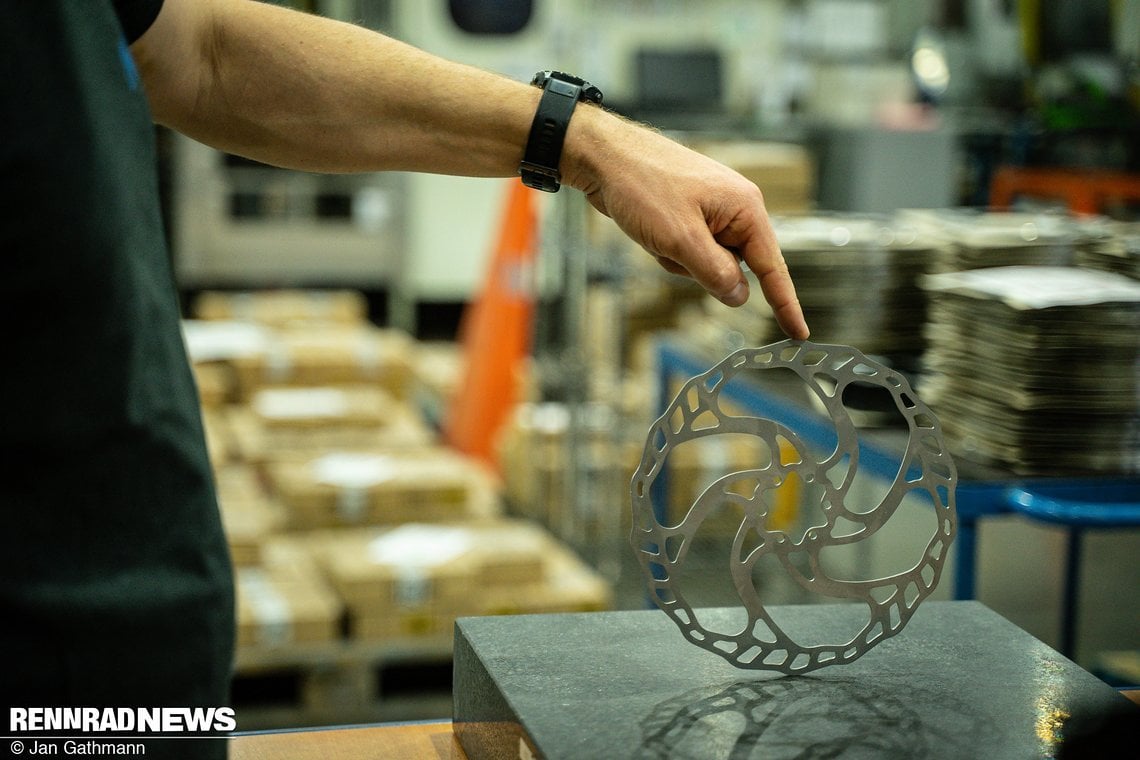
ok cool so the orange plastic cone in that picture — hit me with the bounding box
[443,179,538,466]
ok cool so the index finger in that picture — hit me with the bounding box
[738,214,809,340]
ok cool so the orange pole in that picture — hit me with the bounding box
[443,180,539,467]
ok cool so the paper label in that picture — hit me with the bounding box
[255,388,350,420]
[264,342,293,383]
[336,487,369,523]
[922,266,1140,309]
[531,403,570,434]
[181,320,270,362]
[241,570,292,646]
[367,524,473,568]
[394,567,431,606]
[354,335,382,376]
[312,452,398,488]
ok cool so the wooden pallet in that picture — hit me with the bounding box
[232,636,454,730]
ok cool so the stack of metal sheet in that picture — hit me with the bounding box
[920,265,1140,474]
[1075,221,1140,280]
[709,214,941,365]
[898,209,1082,273]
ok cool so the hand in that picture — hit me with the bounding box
[564,111,809,340]
[133,0,807,343]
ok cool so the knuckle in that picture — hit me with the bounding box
[741,180,765,209]
[708,260,742,293]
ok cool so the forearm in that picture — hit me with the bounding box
[133,0,808,337]
[135,0,542,176]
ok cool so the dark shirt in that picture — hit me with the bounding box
[1,3,234,756]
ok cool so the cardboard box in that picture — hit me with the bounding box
[498,403,640,533]
[192,362,233,408]
[230,326,414,400]
[266,448,480,529]
[228,388,433,463]
[665,432,775,527]
[201,408,235,468]
[307,525,478,642]
[468,520,548,586]
[480,544,613,616]
[214,465,286,566]
[307,520,574,642]
[411,341,465,409]
[235,540,343,648]
[351,609,455,642]
[194,289,368,327]
[253,385,394,430]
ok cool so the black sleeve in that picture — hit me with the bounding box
[112,0,165,44]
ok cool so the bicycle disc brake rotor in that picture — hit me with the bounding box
[630,340,957,674]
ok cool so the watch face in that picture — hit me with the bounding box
[549,71,585,86]
[531,71,604,105]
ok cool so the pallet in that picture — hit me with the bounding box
[231,636,454,730]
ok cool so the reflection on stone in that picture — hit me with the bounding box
[635,675,995,759]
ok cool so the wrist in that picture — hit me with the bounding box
[559,103,620,196]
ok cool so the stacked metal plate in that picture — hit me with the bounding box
[708,214,941,365]
[920,266,1140,474]
[898,209,1082,273]
[1075,221,1140,280]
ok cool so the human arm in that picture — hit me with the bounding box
[131,0,807,338]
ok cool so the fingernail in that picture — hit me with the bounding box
[721,281,748,307]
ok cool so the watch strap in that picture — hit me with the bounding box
[520,73,597,192]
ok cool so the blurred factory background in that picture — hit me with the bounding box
[162,0,1139,731]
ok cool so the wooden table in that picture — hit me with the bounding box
[231,695,1140,759]
[230,721,466,760]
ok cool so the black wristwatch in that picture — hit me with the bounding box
[519,71,603,193]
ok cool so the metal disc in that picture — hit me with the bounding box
[630,340,957,674]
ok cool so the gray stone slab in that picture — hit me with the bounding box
[453,601,1137,759]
